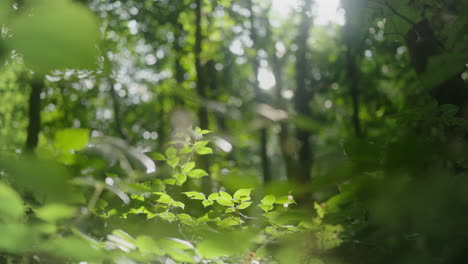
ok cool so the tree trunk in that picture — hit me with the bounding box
[25,75,44,153]
[195,0,208,130]
[293,0,313,183]
[109,80,127,140]
[248,0,271,183]
[343,0,364,138]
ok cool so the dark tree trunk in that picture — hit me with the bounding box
[343,0,365,138]
[405,20,468,156]
[25,76,44,153]
[293,0,313,183]
[248,0,271,183]
[109,81,127,140]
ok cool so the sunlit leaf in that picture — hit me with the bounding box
[182,162,195,173]
[188,169,208,178]
[196,147,213,155]
[261,194,276,205]
[54,128,89,151]
[183,191,206,200]
[233,188,253,200]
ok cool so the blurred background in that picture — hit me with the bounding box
[1,0,468,263]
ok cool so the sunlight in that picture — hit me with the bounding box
[272,0,344,26]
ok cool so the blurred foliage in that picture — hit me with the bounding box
[0,0,468,263]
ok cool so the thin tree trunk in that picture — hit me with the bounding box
[195,0,208,130]
[248,0,271,183]
[344,0,363,138]
[195,0,211,192]
[293,0,313,183]
[25,75,44,152]
[265,3,297,181]
[109,81,127,140]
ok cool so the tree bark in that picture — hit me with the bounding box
[25,75,44,153]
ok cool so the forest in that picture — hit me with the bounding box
[0,0,467,263]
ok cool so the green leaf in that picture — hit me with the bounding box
[0,1,9,25]
[217,217,242,228]
[0,182,24,219]
[150,152,166,161]
[136,236,163,255]
[216,191,234,206]
[54,129,89,151]
[183,192,206,200]
[217,197,234,207]
[274,195,296,205]
[174,173,187,185]
[208,193,220,201]
[179,147,192,154]
[161,237,195,250]
[194,140,209,148]
[188,169,208,178]
[173,201,185,209]
[219,191,233,200]
[238,201,252,209]
[41,236,105,261]
[196,147,213,155]
[202,200,214,207]
[261,194,276,205]
[233,188,253,200]
[8,0,101,72]
[167,157,180,168]
[200,130,212,135]
[258,204,273,213]
[182,162,195,173]
[36,204,76,222]
[314,202,325,219]
[165,147,177,159]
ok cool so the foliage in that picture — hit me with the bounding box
[1,0,468,263]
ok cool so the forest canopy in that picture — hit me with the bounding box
[0,0,468,263]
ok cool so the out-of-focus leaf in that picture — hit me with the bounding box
[136,236,163,255]
[54,128,89,151]
[0,181,24,219]
[36,203,76,222]
[85,136,156,174]
[41,236,105,261]
[8,0,101,71]
[0,157,73,203]
[161,237,195,250]
[165,147,177,159]
[275,195,296,205]
[197,231,254,259]
[0,224,36,253]
[0,1,9,25]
